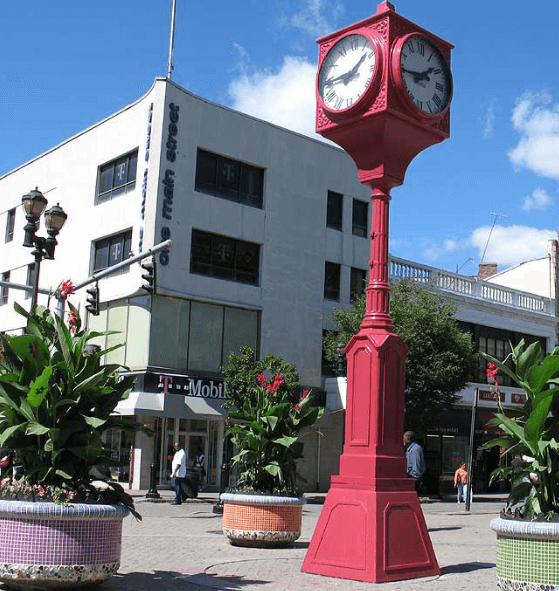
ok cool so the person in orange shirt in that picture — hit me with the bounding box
[454,462,468,503]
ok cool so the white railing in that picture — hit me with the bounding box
[389,256,554,316]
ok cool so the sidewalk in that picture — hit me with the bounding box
[95,490,504,591]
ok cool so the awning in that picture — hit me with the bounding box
[115,392,226,419]
[432,408,484,436]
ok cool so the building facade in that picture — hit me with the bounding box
[0,77,371,490]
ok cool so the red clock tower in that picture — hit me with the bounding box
[302,2,453,583]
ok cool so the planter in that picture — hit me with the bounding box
[221,492,306,547]
[0,499,129,588]
[491,517,559,590]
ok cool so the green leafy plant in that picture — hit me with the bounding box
[481,340,559,519]
[0,302,150,518]
[221,347,324,496]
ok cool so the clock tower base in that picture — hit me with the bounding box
[301,478,439,583]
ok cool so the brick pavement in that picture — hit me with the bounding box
[96,490,503,591]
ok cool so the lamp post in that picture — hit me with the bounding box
[21,188,67,307]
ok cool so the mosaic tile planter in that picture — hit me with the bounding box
[221,493,306,548]
[0,499,129,588]
[491,517,559,591]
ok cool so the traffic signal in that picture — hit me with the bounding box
[85,284,99,316]
[141,257,156,295]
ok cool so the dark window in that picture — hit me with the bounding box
[350,267,367,301]
[25,264,36,300]
[352,199,368,237]
[327,191,343,231]
[5,209,15,243]
[324,262,341,301]
[191,229,260,286]
[93,230,132,272]
[195,149,264,208]
[97,151,138,203]
[1,271,10,306]
[458,321,547,387]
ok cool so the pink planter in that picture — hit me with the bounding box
[0,500,128,588]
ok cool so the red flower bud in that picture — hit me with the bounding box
[59,280,75,301]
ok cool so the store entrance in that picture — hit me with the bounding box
[159,417,220,489]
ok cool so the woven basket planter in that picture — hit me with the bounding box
[491,517,559,590]
[221,493,306,548]
[0,500,129,588]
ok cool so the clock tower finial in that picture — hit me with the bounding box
[376,1,395,13]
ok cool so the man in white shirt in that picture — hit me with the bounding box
[171,442,187,505]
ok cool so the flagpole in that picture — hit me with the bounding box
[167,0,177,79]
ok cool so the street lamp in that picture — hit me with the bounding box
[21,188,67,307]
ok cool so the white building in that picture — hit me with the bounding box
[0,77,371,490]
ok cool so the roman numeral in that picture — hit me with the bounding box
[418,42,425,56]
[408,41,415,53]
[432,94,442,108]
[434,68,441,75]
[335,97,344,110]
[435,82,445,92]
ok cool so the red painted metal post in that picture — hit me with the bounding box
[302,187,439,582]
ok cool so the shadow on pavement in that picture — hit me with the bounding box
[440,562,495,575]
[428,526,462,532]
[101,570,269,590]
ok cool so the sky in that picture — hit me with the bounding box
[2,0,559,276]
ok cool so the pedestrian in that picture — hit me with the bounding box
[403,431,426,493]
[171,441,187,505]
[454,462,468,503]
[195,447,206,490]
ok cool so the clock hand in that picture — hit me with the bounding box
[326,53,368,86]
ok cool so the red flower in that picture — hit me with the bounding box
[294,403,300,411]
[59,280,75,301]
[266,374,284,394]
[257,373,267,387]
[68,310,77,332]
[301,389,309,400]
[486,362,499,379]
[32,343,39,359]
[494,380,499,389]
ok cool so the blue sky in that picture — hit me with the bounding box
[2,0,559,275]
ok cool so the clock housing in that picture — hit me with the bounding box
[391,33,453,121]
[317,29,383,120]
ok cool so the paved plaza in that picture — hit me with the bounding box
[90,490,504,591]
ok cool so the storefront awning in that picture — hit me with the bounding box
[432,408,484,436]
[115,392,226,419]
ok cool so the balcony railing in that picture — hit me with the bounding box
[389,256,554,316]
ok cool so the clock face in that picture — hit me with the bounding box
[318,34,377,113]
[399,35,452,116]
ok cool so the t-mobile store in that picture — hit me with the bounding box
[112,372,228,490]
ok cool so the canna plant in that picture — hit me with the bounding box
[0,302,149,517]
[481,340,559,519]
[221,347,324,496]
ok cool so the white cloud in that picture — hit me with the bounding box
[482,105,495,139]
[228,56,319,138]
[422,238,458,262]
[279,0,344,37]
[522,187,553,212]
[470,224,556,266]
[508,91,559,180]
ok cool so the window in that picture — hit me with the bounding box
[148,297,260,373]
[5,209,15,243]
[352,199,368,237]
[327,191,343,231]
[350,267,367,301]
[25,264,36,300]
[195,149,264,208]
[190,229,260,286]
[324,262,341,301]
[1,271,10,306]
[97,150,138,203]
[93,230,132,272]
[458,321,547,387]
